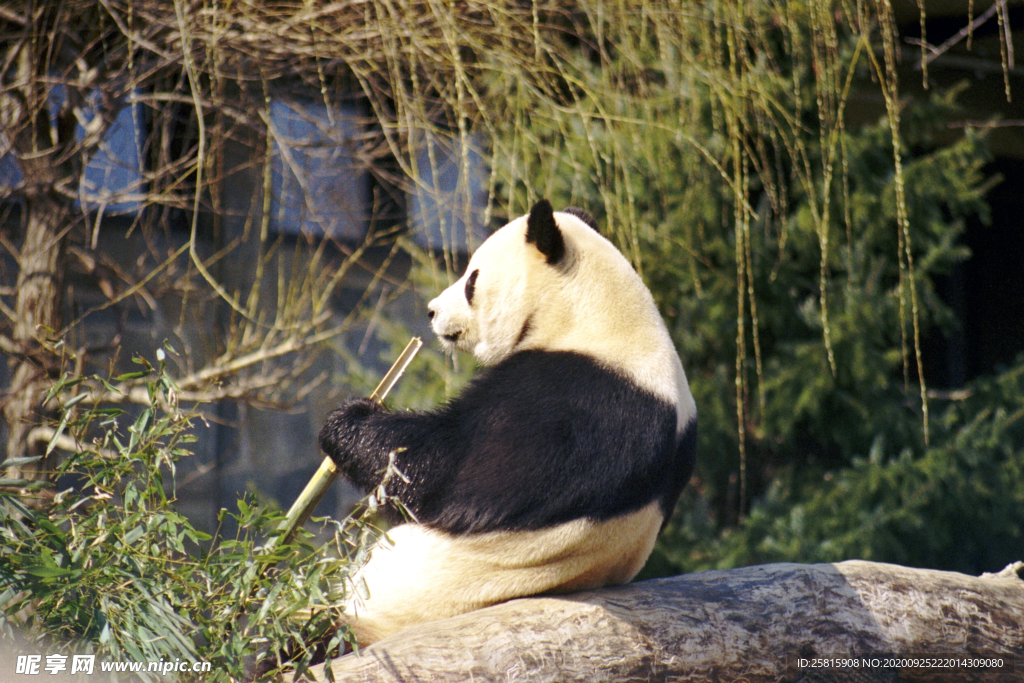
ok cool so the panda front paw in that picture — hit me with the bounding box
[319,398,384,466]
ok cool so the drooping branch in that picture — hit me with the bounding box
[289,561,1024,683]
[911,0,1009,69]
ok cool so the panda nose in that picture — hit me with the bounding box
[427,304,436,320]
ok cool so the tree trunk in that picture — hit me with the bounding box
[289,560,1024,683]
[4,193,67,480]
[1,29,72,490]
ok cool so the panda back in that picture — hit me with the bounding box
[408,350,695,535]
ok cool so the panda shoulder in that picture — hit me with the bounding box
[456,350,652,410]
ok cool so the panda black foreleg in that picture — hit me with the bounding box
[318,398,455,521]
[319,399,387,486]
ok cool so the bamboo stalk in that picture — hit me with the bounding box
[274,337,422,549]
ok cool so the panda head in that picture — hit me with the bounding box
[426,199,681,391]
[427,199,599,365]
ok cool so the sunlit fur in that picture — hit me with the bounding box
[344,503,663,644]
[329,203,696,646]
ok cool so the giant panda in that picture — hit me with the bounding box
[319,198,697,646]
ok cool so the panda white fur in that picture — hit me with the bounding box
[319,199,697,646]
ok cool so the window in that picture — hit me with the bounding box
[0,88,144,214]
[408,133,489,253]
[76,92,145,215]
[0,148,21,198]
[269,99,368,240]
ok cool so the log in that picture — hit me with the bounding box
[286,560,1024,683]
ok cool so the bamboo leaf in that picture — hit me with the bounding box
[24,565,76,578]
[2,456,42,467]
[114,371,149,382]
[123,526,145,546]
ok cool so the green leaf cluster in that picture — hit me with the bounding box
[678,359,1024,574]
[0,350,379,681]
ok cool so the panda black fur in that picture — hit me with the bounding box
[323,351,694,534]
[320,199,697,645]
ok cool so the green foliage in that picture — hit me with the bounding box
[685,356,1024,574]
[636,87,1024,577]
[0,349,380,681]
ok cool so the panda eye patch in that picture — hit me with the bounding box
[465,269,480,305]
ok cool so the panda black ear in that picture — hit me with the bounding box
[526,199,565,265]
